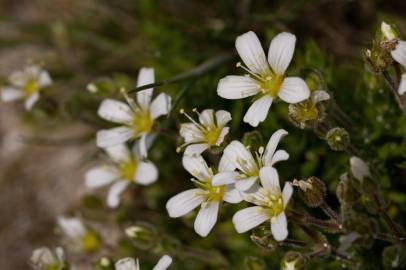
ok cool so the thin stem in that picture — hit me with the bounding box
[291,210,342,232]
[382,70,405,112]
[320,202,342,225]
[128,52,236,93]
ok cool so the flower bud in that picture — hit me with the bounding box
[382,245,406,270]
[294,177,326,208]
[244,256,266,270]
[281,251,306,270]
[125,222,158,250]
[97,257,114,270]
[250,224,278,251]
[336,173,360,205]
[380,22,398,42]
[326,127,350,151]
[288,100,319,129]
[30,246,68,270]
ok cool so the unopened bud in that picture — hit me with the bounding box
[244,256,266,270]
[250,224,277,251]
[336,174,360,205]
[296,177,326,208]
[125,222,158,250]
[326,127,350,151]
[382,245,406,270]
[281,251,306,270]
[30,246,68,270]
[381,22,398,42]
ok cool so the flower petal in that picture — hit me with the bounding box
[133,133,156,158]
[215,110,232,127]
[212,171,239,186]
[180,123,205,143]
[24,93,40,111]
[182,155,212,181]
[184,143,209,156]
[259,167,281,193]
[115,257,137,270]
[391,41,406,68]
[398,73,406,95]
[166,189,205,217]
[268,32,296,75]
[57,217,86,239]
[104,144,131,163]
[85,166,118,188]
[217,75,260,100]
[278,77,310,104]
[194,201,219,237]
[350,156,371,180]
[135,160,158,185]
[96,127,133,148]
[232,206,269,233]
[223,141,257,174]
[243,95,273,127]
[223,186,243,203]
[270,149,289,166]
[97,99,133,124]
[199,109,215,127]
[107,181,129,208]
[218,153,237,172]
[311,90,330,104]
[150,93,172,119]
[282,182,293,207]
[1,87,23,102]
[235,176,258,191]
[38,71,52,87]
[153,255,172,270]
[136,67,155,110]
[271,212,288,241]
[235,31,269,75]
[215,127,229,146]
[263,129,288,165]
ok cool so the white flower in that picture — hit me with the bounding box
[350,156,371,181]
[30,246,66,270]
[217,31,310,127]
[0,65,52,111]
[96,68,172,151]
[178,108,231,156]
[85,142,158,208]
[57,216,100,252]
[166,155,242,237]
[232,167,293,241]
[398,73,406,95]
[213,129,289,191]
[389,40,406,69]
[115,255,172,270]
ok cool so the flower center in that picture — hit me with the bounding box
[265,194,284,217]
[259,75,283,98]
[119,160,137,182]
[81,231,100,252]
[24,79,39,96]
[204,126,221,146]
[131,110,153,136]
[206,182,225,202]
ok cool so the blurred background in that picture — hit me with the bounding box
[0,0,406,269]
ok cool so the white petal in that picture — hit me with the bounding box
[38,71,52,87]
[107,181,129,208]
[133,133,156,158]
[398,73,406,95]
[199,109,215,127]
[215,110,232,127]
[180,123,205,143]
[194,201,219,237]
[391,41,406,68]
[268,32,296,75]
[311,90,330,104]
[115,257,137,270]
[217,75,260,100]
[232,206,269,233]
[150,93,172,119]
[215,127,229,146]
[153,255,172,270]
[271,212,288,241]
[278,77,310,104]
[350,156,371,180]
[282,182,293,207]
[104,144,131,163]
[135,160,158,185]
[184,143,209,156]
[57,217,86,239]
[212,171,239,186]
[223,141,257,174]
[85,166,118,188]
[243,96,273,127]
[235,31,269,75]
[166,188,205,217]
[136,68,155,110]
[270,150,289,166]
[182,155,211,181]
[97,99,133,124]
[24,93,40,111]
[235,176,258,191]
[96,127,133,148]
[263,129,288,165]
[259,167,281,193]
[218,153,236,172]
[1,87,23,102]
[223,186,243,203]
